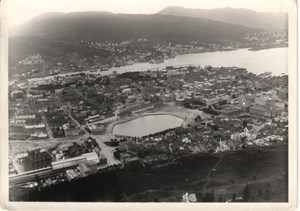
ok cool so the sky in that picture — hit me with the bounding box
[5,0,291,26]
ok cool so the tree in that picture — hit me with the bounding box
[35,175,41,185]
[211,189,215,202]
[218,196,223,202]
[258,189,263,197]
[203,191,215,202]
[264,189,271,201]
[195,115,202,122]
[242,184,251,202]
[232,193,237,202]
[242,120,248,128]
[113,150,121,160]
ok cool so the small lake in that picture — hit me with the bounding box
[112,114,184,137]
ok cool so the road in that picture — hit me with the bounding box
[54,94,121,166]
[41,114,55,141]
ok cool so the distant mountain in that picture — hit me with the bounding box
[158,6,288,31]
[11,11,263,43]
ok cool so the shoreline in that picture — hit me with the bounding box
[248,45,288,51]
[10,46,288,82]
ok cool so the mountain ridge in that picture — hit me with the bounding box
[158,6,288,31]
[11,11,263,43]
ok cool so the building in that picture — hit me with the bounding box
[85,114,104,124]
[24,123,46,133]
[122,88,132,96]
[182,192,197,202]
[158,93,174,102]
[30,132,48,140]
[119,102,154,116]
[166,70,186,81]
[220,105,244,117]
[86,123,106,135]
[249,104,272,118]
[213,116,241,130]
[51,156,86,170]
[15,114,36,120]
[18,149,53,172]
[126,95,136,103]
[98,152,107,165]
[10,124,25,133]
[79,163,91,177]
[254,97,269,106]
[176,98,185,106]
[82,152,100,166]
[62,123,81,137]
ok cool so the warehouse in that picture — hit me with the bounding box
[51,156,86,170]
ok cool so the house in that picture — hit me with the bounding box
[62,123,81,137]
[182,192,197,202]
[91,124,106,135]
[126,95,136,103]
[159,93,174,102]
[122,88,132,96]
[176,98,185,106]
